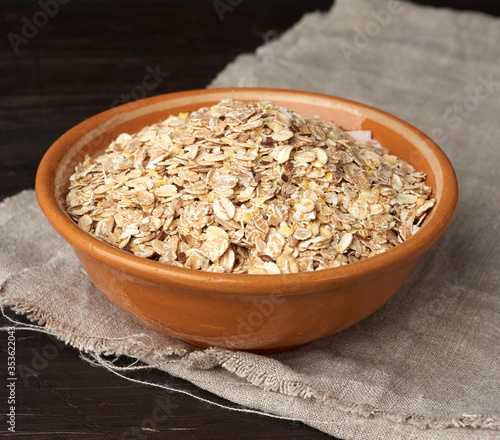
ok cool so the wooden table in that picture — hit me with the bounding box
[1,1,498,438]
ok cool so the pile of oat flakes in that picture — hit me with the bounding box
[66,99,435,274]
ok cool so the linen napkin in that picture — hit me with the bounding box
[2,1,500,439]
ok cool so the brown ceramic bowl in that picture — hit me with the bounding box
[35,88,458,353]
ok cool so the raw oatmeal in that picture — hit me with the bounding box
[66,99,435,274]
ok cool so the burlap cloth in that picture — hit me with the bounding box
[2,0,500,438]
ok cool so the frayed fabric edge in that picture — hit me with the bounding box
[1,298,190,360]
[1,298,499,433]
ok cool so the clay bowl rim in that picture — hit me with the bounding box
[35,87,458,296]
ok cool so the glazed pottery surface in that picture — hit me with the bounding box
[36,88,458,352]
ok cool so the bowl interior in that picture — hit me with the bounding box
[37,88,457,289]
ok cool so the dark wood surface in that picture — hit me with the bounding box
[1,1,498,439]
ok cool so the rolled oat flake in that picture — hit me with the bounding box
[66,99,435,274]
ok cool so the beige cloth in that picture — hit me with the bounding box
[2,0,500,438]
